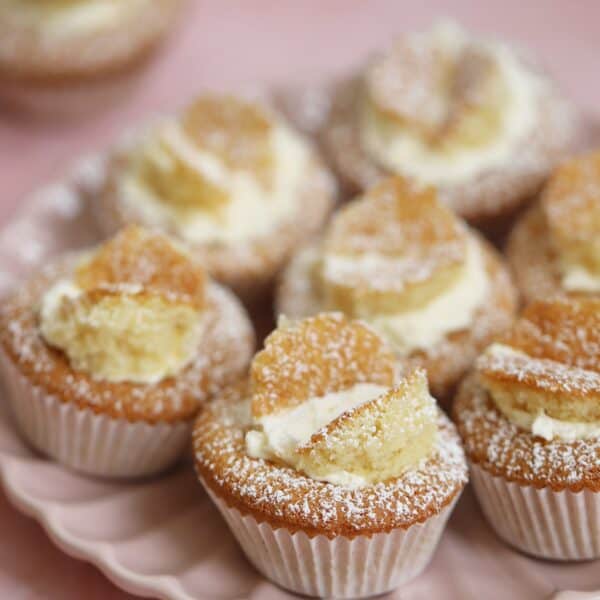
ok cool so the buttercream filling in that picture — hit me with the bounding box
[484,344,600,442]
[120,119,311,245]
[360,23,543,187]
[561,264,600,293]
[323,237,488,355]
[246,383,388,487]
[503,407,600,442]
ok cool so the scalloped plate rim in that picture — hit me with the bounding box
[0,455,199,600]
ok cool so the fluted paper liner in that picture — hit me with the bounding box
[0,350,191,478]
[470,463,600,560]
[201,479,459,598]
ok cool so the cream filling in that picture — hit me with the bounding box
[498,405,600,442]
[39,278,204,384]
[484,344,600,442]
[325,238,488,356]
[121,120,311,245]
[0,0,138,38]
[245,383,388,487]
[561,264,600,293]
[360,24,543,187]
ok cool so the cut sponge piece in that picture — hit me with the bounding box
[320,177,468,316]
[478,298,600,423]
[182,94,275,189]
[542,151,600,277]
[296,369,438,484]
[75,225,206,309]
[250,312,396,419]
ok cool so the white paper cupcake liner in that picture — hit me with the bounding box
[202,481,458,598]
[470,463,600,560]
[1,350,191,478]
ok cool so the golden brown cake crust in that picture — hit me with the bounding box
[321,76,577,226]
[454,374,600,492]
[542,151,600,244]
[251,313,395,418]
[193,380,467,539]
[498,298,600,373]
[476,297,600,427]
[0,255,255,424]
[505,203,562,304]
[277,234,517,403]
[95,152,335,303]
[0,0,182,82]
[75,224,207,309]
[506,202,600,304]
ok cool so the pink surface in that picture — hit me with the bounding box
[1,2,600,598]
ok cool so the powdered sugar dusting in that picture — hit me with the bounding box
[322,40,578,221]
[278,235,517,400]
[478,347,600,399]
[542,150,600,241]
[505,204,563,303]
[194,385,467,537]
[322,177,466,292]
[250,313,395,418]
[365,31,448,132]
[0,256,254,423]
[502,297,600,373]
[455,375,600,491]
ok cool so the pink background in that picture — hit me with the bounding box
[1,2,599,598]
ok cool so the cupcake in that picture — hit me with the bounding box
[93,93,336,303]
[277,177,518,404]
[506,150,600,303]
[194,313,467,598]
[321,21,578,232]
[454,297,600,560]
[0,0,182,116]
[0,225,254,478]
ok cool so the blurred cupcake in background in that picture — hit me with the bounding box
[321,21,579,235]
[0,0,184,116]
[93,93,336,304]
[277,176,517,404]
[506,150,600,303]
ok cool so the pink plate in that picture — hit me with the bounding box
[0,154,600,600]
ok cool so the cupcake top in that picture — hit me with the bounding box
[324,21,577,222]
[112,94,317,246]
[0,0,180,79]
[455,297,600,490]
[541,151,600,294]
[360,21,544,188]
[194,313,467,536]
[97,92,336,300]
[246,313,436,488]
[0,225,254,422]
[292,177,491,356]
[40,225,207,384]
[478,298,600,440]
